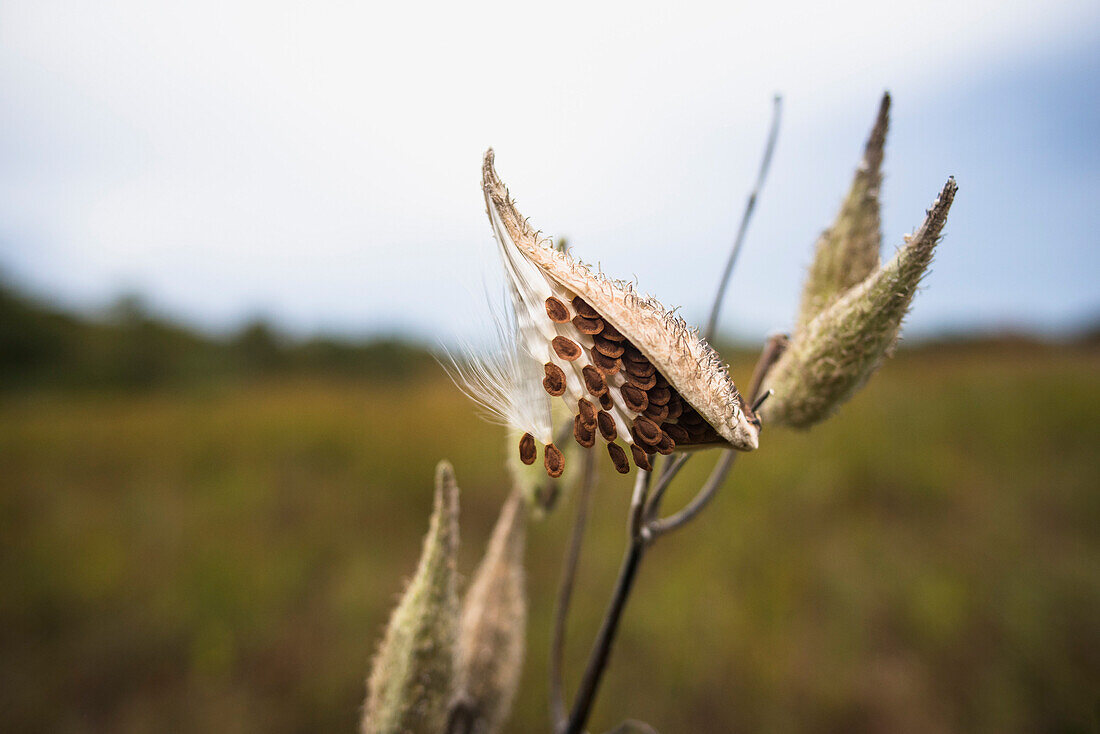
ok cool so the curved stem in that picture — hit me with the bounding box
[704,95,783,342]
[643,454,690,522]
[646,450,737,539]
[747,333,789,403]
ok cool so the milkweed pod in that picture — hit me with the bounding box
[461,150,759,477]
[454,490,528,734]
[762,178,957,429]
[362,461,460,734]
[797,92,891,331]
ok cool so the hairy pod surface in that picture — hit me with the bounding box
[363,462,461,734]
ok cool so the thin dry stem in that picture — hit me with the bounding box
[549,450,597,732]
[646,450,738,538]
[705,95,783,341]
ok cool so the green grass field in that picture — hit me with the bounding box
[2,342,1098,733]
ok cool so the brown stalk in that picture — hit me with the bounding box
[560,96,783,734]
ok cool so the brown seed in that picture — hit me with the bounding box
[519,432,537,465]
[545,443,565,478]
[572,296,600,319]
[663,422,690,444]
[631,444,653,471]
[591,349,622,375]
[552,336,582,361]
[660,398,677,422]
[633,416,662,446]
[545,296,570,323]
[582,365,608,397]
[573,414,596,448]
[684,421,711,439]
[572,314,604,335]
[607,442,630,474]
[600,321,625,341]
[597,410,617,441]
[655,431,675,455]
[622,345,649,364]
[643,402,669,423]
[599,392,614,410]
[653,372,669,389]
[623,370,657,390]
[624,359,656,378]
[578,398,597,429]
[593,338,625,359]
[647,385,671,406]
[620,384,649,413]
[543,362,566,396]
[679,409,704,426]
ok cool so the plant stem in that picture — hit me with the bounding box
[646,450,737,538]
[563,538,646,734]
[645,332,787,533]
[549,451,597,732]
[559,96,783,734]
[704,94,783,342]
[643,454,690,523]
[747,332,789,400]
[562,470,650,734]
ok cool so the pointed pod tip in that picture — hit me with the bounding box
[907,177,957,253]
[434,460,460,518]
[481,148,514,217]
[482,149,498,188]
[435,459,455,486]
[863,93,892,170]
[929,177,958,221]
[363,460,461,733]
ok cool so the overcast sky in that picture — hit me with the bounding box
[1,0,1097,344]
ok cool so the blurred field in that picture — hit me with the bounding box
[1,340,1098,733]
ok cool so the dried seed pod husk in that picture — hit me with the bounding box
[482,150,759,453]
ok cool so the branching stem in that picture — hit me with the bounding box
[559,96,782,734]
[563,538,647,734]
[647,450,737,538]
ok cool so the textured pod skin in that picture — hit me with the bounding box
[797,93,890,331]
[482,151,759,452]
[453,489,528,734]
[762,179,957,429]
[362,462,461,734]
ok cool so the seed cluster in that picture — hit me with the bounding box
[520,295,724,477]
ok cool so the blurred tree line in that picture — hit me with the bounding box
[0,277,434,390]
[3,272,1096,392]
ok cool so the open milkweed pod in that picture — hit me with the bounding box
[457,150,759,478]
